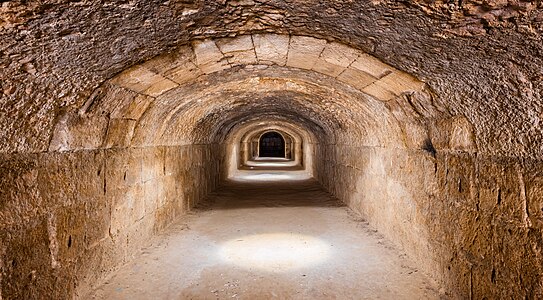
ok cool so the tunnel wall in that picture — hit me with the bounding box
[316,144,543,298]
[1,1,542,296]
[0,144,221,298]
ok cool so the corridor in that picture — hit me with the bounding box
[88,180,438,299]
[2,2,542,298]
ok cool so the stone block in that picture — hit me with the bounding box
[37,153,76,209]
[445,153,476,206]
[362,83,396,101]
[320,42,360,68]
[48,113,109,151]
[55,203,87,264]
[216,35,254,53]
[141,147,165,183]
[312,59,345,77]
[287,36,327,69]
[142,77,178,97]
[351,53,393,78]
[104,148,142,192]
[192,39,229,74]
[337,67,377,90]
[164,146,184,176]
[90,84,138,115]
[252,34,289,65]
[84,190,110,248]
[1,155,52,230]
[141,46,196,75]
[493,159,526,225]
[490,222,537,298]
[449,116,476,151]
[376,71,425,95]
[71,151,106,203]
[111,94,153,120]
[164,60,202,84]
[110,184,145,233]
[523,159,543,227]
[103,118,136,148]
[224,49,258,66]
[110,66,164,93]
[477,157,502,213]
[143,179,161,215]
[2,218,61,299]
[400,120,429,150]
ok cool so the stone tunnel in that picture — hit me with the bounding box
[1,1,542,299]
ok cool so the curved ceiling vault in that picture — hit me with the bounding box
[49,34,433,152]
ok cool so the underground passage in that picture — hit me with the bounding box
[259,131,286,158]
[1,1,542,299]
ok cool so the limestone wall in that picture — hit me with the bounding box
[316,144,543,299]
[0,144,221,298]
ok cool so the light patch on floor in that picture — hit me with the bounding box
[219,233,330,272]
[229,170,312,182]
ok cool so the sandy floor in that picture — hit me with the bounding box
[88,179,440,300]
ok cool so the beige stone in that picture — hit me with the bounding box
[192,39,229,74]
[337,67,377,90]
[49,113,109,151]
[351,54,393,79]
[142,77,178,97]
[252,34,289,65]
[449,116,476,151]
[104,119,136,148]
[312,59,346,77]
[376,71,425,95]
[110,66,164,93]
[287,36,327,69]
[215,35,257,66]
[225,50,258,66]
[142,46,197,75]
[320,42,360,68]
[216,35,254,53]
[164,60,202,84]
[112,94,153,120]
[362,83,396,101]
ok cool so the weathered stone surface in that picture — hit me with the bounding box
[287,36,327,69]
[193,40,229,74]
[48,113,109,152]
[351,54,393,79]
[1,1,542,299]
[0,145,221,298]
[337,67,377,90]
[110,66,164,93]
[253,34,289,66]
[362,83,396,101]
[216,35,257,66]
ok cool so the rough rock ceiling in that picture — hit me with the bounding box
[1,0,541,156]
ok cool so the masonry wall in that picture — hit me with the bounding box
[0,144,222,299]
[316,144,543,299]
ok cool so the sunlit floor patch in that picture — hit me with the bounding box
[245,158,299,167]
[219,233,330,272]
[229,170,312,182]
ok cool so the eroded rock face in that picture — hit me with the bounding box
[1,1,542,299]
[1,0,542,156]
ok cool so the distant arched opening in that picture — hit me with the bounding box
[259,131,286,158]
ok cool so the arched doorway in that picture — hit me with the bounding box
[259,131,285,158]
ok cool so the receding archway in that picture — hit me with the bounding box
[259,131,286,158]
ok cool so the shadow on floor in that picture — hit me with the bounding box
[196,179,344,210]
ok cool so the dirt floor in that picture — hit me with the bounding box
[87,179,440,299]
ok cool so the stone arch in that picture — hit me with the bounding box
[258,131,286,158]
